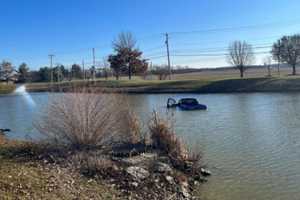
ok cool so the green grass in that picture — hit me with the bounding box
[27,76,300,93]
[25,67,300,93]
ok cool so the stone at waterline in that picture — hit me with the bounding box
[165,175,175,185]
[154,162,173,173]
[180,181,191,199]
[126,166,150,180]
[200,168,212,176]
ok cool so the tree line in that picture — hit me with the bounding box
[0,32,149,83]
[2,32,300,83]
[227,34,300,78]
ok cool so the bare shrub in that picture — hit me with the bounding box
[148,112,201,170]
[35,88,141,149]
[70,152,119,177]
[149,112,187,159]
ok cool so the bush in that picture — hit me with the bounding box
[148,112,201,170]
[35,89,141,149]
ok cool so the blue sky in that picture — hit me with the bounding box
[1,0,300,69]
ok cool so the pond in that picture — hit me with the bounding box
[1,92,300,200]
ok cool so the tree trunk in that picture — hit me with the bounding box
[116,72,119,80]
[240,66,244,78]
[128,65,132,80]
[292,64,296,75]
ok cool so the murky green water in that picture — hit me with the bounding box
[1,92,300,200]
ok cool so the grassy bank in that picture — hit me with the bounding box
[0,83,15,94]
[26,76,300,93]
[0,135,119,200]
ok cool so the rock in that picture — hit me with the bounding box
[180,185,191,199]
[126,166,150,180]
[200,168,211,176]
[179,181,192,199]
[121,153,157,166]
[165,175,175,185]
[131,182,139,187]
[154,162,173,173]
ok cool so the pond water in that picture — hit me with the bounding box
[1,92,300,200]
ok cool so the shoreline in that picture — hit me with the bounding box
[0,84,16,94]
[0,131,209,199]
[24,77,300,94]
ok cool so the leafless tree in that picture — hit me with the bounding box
[263,56,272,77]
[112,32,137,52]
[271,39,283,76]
[102,57,109,80]
[272,35,300,75]
[0,60,15,83]
[227,41,255,78]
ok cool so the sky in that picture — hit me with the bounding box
[1,0,300,70]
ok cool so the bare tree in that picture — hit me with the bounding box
[263,56,272,77]
[102,57,109,80]
[271,39,283,76]
[272,35,300,75]
[0,61,15,83]
[112,32,137,52]
[227,41,254,78]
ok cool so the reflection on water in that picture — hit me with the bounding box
[1,92,300,200]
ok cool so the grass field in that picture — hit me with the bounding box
[24,66,300,93]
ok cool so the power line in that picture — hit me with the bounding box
[147,55,166,60]
[170,45,272,54]
[142,45,165,52]
[168,19,300,35]
[171,51,270,57]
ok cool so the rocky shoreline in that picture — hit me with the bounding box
[94,150,211,200]
[0,132,210,200]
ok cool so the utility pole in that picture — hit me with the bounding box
[165,33,171,80]
[82,59,85,81]
[103,57,108,80]
[49,54,54,85]
[150,62,153,80]
[92,48,96,81]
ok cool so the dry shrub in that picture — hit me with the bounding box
[127,112,143,144]
[0,132,6,145]
[149,112,188,160]
[35,88,141,149]
[70,152,119,177]
[148,112,201,170]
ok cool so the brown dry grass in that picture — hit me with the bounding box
[148,112,201,171]
[34,89,142,149]
[0,136,120,200]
